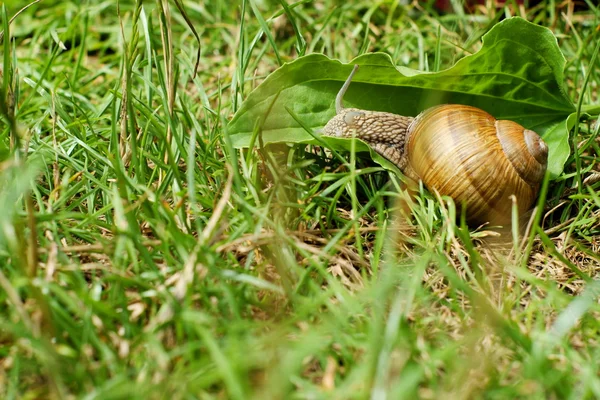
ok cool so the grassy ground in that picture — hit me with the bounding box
[0,0,599,398]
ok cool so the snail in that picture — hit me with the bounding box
[321,65,548,225]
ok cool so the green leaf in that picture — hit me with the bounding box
[543,112,578,178]
[228,17,575,178]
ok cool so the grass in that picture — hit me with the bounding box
[0,0,599,398]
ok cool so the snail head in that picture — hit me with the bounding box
[321,64,412,147]
[321,65,364,138]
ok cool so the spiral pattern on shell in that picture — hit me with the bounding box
[405,104,548,225]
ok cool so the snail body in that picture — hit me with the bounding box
[322,65,548,225]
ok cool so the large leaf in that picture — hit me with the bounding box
[228,17,575,178]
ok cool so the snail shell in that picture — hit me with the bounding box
[322,65,549,225]
[404,105,547,225]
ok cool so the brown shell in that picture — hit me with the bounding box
[405,104,548,225]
